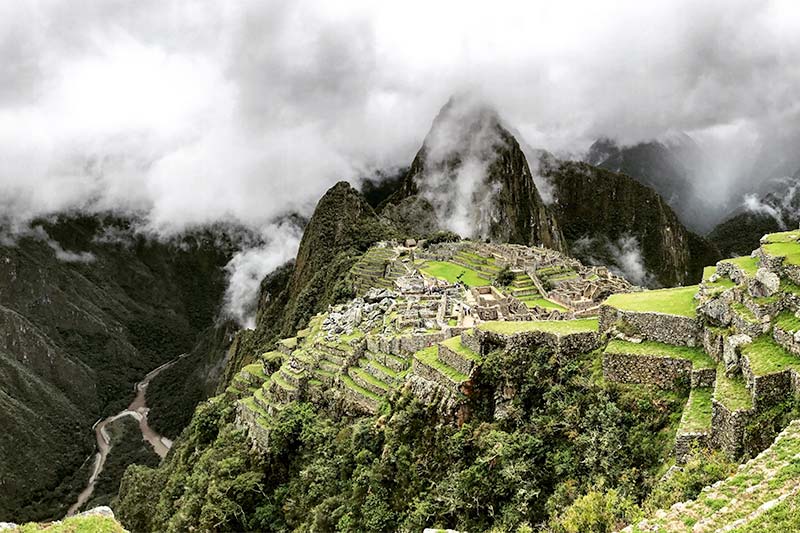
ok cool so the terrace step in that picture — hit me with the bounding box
[361,357,405,385]
[437,337,481,376]
[365,350,409,372]
[348,366,390,396]
[253,386,272,412]
[412,346,469,390]
[340,375,381,414]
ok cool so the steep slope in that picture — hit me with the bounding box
[586,135,719,232]
[540,157,720,287]
[386,96,565,251]
[0,215,238,522]
[244,182,395,360]
[709,170,800,257]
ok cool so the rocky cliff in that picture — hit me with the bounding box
[586,134,719,232]
[540,156,720,287]
[385,97,565,251]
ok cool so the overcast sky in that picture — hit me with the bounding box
[2,0,799,233]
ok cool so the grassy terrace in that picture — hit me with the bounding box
[242,363,268,380]
[414,345,469,382]
[720,255,760,276]
[605,339,716,369]
[679,387,713,433]
[763,229,800,243]
[518,295,568,311]
[714,367,753,411]
[775,310,800,333]
[419,260,490,287]
[741,336,800,376]
[731,302,758,323]
[441,335,481,362]
[340,374,382,401]
[702,265,737,291]
[350,367,390,391]
[763,241,800,266]
[604,285,699,318]
[478,318,598,335]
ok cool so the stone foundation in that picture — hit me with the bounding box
[675,431,710,464]
[711,400,754,458]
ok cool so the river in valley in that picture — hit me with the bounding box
[66,354,187,517]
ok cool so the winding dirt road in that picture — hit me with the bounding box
[66,354,187,517]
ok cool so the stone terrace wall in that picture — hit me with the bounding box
[475,328,600,360]
[740,355,799,410]
[236,403,270,451]
[602,352,693,389]
[773,325,800,357]
[711,400,754,458]
[599,305,702,347]
[675,432,710,464]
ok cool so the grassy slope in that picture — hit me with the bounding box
[479,318,598,335]
[604,285,699,318]
[419,260,490,287]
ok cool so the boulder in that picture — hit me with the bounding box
[748,268,781,298]
[724,334,752,377]
[701,298,732,326]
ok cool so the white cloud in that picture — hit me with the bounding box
[0,0,799,234]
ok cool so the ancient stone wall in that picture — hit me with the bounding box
[599,306,702,346]
[703,327,726,362]
[675,432,710,464]
[236,403,271,451]
[711,400,754,458]
[602,352,692,389]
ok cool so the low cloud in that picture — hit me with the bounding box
[221,221,303,328]
[572,234,655,287]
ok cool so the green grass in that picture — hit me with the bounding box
[702,264,737,291]
[731,302,758,324]
[441,336,481,362]
[241,395,270,418]
[350,367,390,391]
[340,374,382,401]
[763,241,800,266]
[478,318,598,335]
[414,346,469,382]
[604,285,699,318]
[419,260,490,287]
[720,255,760,276]
[270,370,297,391]
[714,367,753,411]
[605,340,716,369]
[278,337,297,349]
[242,363,267,380]
[740,336,800,376]
[702,265,716,281]
[14,514,127,532]
[517,295,567,311]
[763,229,800,243]
[365,358,402,378]
[679,387,713,433]
[775,310,800,333]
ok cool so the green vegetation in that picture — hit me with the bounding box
[414,346,469,382]
[680,387,713,433]
[731,301,759,323]
[714,368,753,411]
[419,260,490,287]
[763,242,800,265]
[119,345,685,533]
[740,336,800,376]
[9,514,127,532]
[493,265,515,287]
[605,340,715,369]
[720,255,760,276]
[762,230,800,243]
[517,295,568,311]
[775,310,800,333]
[604,285,699,318]
[479,318,598,335]
[441,336,481,362]
[341,374,382,401]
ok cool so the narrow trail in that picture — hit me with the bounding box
[66,353,188,517]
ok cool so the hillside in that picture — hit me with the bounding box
[0,215,240,522]
[540,157,720,287]
[385,96,566,251]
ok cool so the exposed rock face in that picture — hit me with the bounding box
[540,156,720,287]
[386,96,565,251]
[749,268,781,298]
[585,134,716,232]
